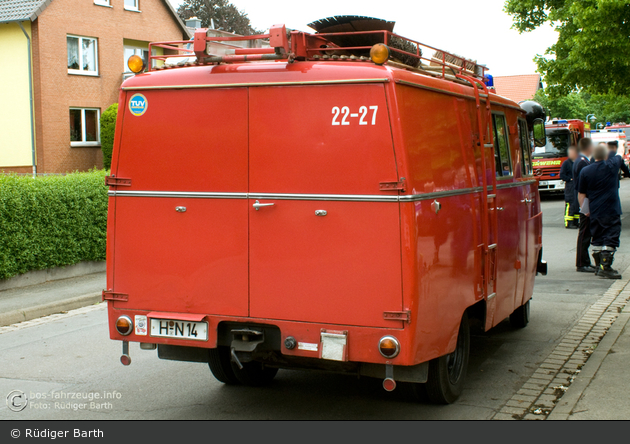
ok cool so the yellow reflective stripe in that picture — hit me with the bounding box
[564,202,572,226]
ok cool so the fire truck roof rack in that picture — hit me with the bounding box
[147,16,488,84]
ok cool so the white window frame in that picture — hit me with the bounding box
[94,0,111,7]
[124,0,140,12]
[70,108,101,147]
[67,35,99,76]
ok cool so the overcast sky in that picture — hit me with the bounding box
[167,0,558,77]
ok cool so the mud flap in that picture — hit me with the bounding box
[359,362,429,384]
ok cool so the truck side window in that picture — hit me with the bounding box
[518,119,533,176]
[492,114,512,177]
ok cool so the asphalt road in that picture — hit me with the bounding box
[2,182,630,420]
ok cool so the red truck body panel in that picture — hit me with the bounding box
[105,58,542,367]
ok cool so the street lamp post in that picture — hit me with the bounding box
[586,114,597,133]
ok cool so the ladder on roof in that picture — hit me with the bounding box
[144,23,488,84]
[456,74,498,330]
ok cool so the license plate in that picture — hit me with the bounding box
[150,319,208,341]
[539,181,548,186]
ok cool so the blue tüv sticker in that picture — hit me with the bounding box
[129,93,148,116]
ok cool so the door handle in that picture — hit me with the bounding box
[521,198,533,204]
[253,200,275,211]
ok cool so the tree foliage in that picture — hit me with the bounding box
[177,0,261,35]
[533,89,630,125]
[504,0,630,97]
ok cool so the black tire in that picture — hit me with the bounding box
[208,347,240,385]
[424,312,470,404]
[231,360,278,387]
[510,299,530,329]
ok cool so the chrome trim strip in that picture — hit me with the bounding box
[395,79,524,112]
[108,190,396,202]
[121,78,390,91]
[108,191,248,199]
[399,187,483,202]
[249,192,398,202]
[396,79,474,101]
[108,180,537,202]
[495,179,537,190]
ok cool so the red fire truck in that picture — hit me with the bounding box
[532,119,584,192]
[608,123,630,142]
[590,128,627,155]
[104,16,547,404]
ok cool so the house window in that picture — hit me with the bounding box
[94,0,111,6]
[124,0,140,11]
[67,35,98,76]
[70,108,100,147]
[492,114,512,177]
[124,46,149,72]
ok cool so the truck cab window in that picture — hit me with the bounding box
[492,114,512,177]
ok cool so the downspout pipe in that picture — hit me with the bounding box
[18,21,36,177]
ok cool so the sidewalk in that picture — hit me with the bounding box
[549,305,630,420]
[0,272,105,326]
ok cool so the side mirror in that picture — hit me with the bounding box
[532,118,546,147]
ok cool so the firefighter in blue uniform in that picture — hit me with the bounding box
[574,138,595,272]
[607,141,630,182]
[578,143,624,279]
[560,145,579,228]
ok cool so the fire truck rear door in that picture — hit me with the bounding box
[112,88,249,316]
[248,83,403,328]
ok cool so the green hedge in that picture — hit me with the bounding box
[0,170,108,281]
[100,103,118,170]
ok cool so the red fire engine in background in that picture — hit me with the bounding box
[608,123,630,142]
[590,128,630,179]
[104,16,548,404]
[532,119,584,193]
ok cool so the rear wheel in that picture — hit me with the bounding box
[231,361,278,386]
[424,313,470,404]
[208,347,240,385]
[510,299,530,329]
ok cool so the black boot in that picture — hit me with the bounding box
[599,251,622,279]
[592,251,601,276]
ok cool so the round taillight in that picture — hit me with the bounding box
[383,378,397,391]
[116,315,133,336]
[379,336,400,359]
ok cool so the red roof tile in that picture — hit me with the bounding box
[493,74,542,103]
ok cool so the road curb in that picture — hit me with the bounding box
[0,292,102,327]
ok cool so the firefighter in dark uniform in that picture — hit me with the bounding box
[578,143,624,279]
[560,145,579,228]
[574,138,595,272]
[607,141,630,182]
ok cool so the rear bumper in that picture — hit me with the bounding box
[107,306,415,366]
